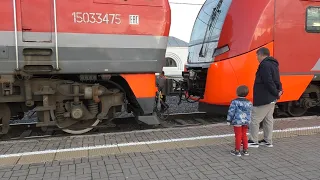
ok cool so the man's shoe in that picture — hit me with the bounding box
[248,140,259,147]
[259,139,273,147]
[248,143,259,148]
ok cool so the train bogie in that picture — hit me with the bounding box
[182,0,320,117]
[0,0,171,134]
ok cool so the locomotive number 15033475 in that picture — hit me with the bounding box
[72,12,121,24]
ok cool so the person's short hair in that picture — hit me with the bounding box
[161,71,165,75]
[236,85,249,97]
[256,47,270,57]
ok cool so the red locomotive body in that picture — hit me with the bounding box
[183,0,320,117]
[0,0,171,134]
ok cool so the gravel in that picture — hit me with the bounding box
[166,95,199,114]
[8,95,199,124]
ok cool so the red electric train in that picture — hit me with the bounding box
[182,0,320,117]
[0,0,171,134]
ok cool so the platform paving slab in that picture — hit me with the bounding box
[0,134,320,179]
[0,116,319,156]
[0,116,319,166]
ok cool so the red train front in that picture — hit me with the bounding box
[183,0,320,117]
[0,0,170,134]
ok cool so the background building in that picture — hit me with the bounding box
[164,0,206,80]
[164,36,188,79]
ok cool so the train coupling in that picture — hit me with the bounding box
[174,69,207,105]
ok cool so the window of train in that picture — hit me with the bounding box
[165,58,177,67]
[188,0,232,64]
[306,7,320,33]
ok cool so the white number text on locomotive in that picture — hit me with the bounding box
[72,12,121,24]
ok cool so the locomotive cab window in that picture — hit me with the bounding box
[306,7,320,33]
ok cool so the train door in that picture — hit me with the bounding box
[20,0,53,42]
[274,0,320,74]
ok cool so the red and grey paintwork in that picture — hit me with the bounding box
[0,0,171,74]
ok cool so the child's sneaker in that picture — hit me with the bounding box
[259,139,273,147]
[242,150,249,156]
[230,150,241,157]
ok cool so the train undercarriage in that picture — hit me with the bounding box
[178,68,320,117]
[0,74,148,135]
[278,83,320,117]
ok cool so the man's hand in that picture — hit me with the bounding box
[278,90,283,97]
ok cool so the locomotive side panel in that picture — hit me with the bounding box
[0,0,57,73]
[273,0,320,116]
[21,0,53,42]
[0,0,16,73]
[274,0,320,74]
[55,0,169,74]
[0,0,170,74]
[121,74,157,115]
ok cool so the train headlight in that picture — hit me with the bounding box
[213,45,230,57]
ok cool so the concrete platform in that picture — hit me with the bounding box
[0,116,319,167]
[0,133,320,179]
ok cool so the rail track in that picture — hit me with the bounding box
[0,112,225,141]
[1,109,319,142]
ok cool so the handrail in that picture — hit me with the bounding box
[53,0,59,70]
[12,0,19,70]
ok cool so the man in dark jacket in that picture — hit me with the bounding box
[248,47,283,148]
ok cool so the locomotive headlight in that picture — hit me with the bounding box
[213,45,230,57]
[313,22,320,26]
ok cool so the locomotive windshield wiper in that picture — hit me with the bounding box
[199,0,223,57]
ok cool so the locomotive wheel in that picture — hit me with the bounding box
[287,101,308,117]
[0,103,11,134]
[54,100,102,135]
[61,119,100,135]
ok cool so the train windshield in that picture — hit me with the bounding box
[188,0,232,64]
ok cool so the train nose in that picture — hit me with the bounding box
[203,60,238,105]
